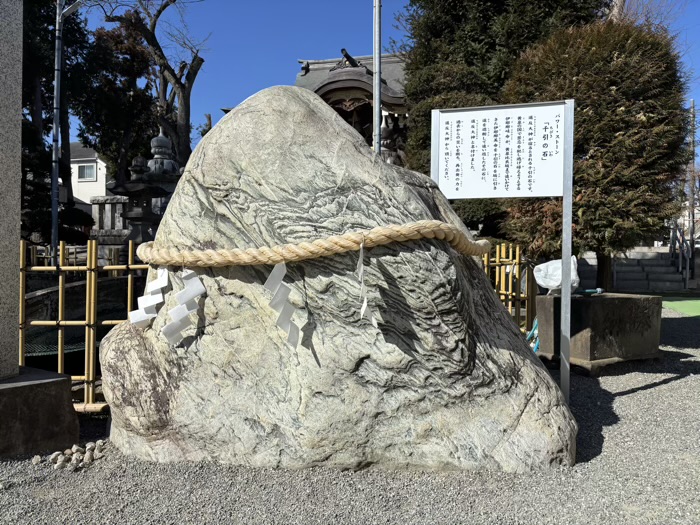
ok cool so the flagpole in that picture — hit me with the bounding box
[373,0,382,154]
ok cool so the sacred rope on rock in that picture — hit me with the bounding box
[135,220,491,267]
[132,220,491,348]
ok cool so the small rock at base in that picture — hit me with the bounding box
[48,452,61,464]
[53,462,66,470]
[31,455,42,465]
[93,451,104,460]
[83,450,94,465]
[96,440,105,448]
[64,449,73,457]
[56,454,67,464]
[70,455,81,465]
[85,442,96,452]
[71,445,85,454]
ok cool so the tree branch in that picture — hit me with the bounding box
[184,54,204,90]
[148,0,176,34]
[105,11,183,91]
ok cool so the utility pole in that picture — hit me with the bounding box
[691,100,696,278]
[50,0,83,261]
[373,0,382,155]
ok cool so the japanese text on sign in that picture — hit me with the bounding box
[431,102,567,199]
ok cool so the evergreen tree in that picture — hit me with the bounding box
[500,20,689,287]
[399,0,611,233]
[74,23,159,185]
[21,0,93,242]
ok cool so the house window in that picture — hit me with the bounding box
[78,164,96,181]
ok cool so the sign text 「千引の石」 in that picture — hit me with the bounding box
[431,102,568,199]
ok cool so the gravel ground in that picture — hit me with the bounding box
[1,308,699,525]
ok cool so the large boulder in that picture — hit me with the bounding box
[101,86,576,472]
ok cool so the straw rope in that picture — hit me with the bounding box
[136,219,491,268]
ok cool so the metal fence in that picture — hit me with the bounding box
[482,243,536,332]
[19,239,147,413]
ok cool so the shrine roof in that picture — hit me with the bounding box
[294,53,405,97]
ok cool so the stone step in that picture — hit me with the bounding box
[626,246,670,252]
[615,259,641,267]
[616,272,648,281]
[627,251,671,260]
[649,281,686,292]
[615,280,649,291]
[643,265,678,274]
[647,273,684,283]
[615,265,645,273]
[638,259,675,268]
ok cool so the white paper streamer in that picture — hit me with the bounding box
[264,262,300,349]
[357,242,378,328]
[129,268,168,329]
[161,270,206,346]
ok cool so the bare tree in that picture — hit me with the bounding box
[609,0,626,20]
[88,0,207,167]
[607,0,688,25]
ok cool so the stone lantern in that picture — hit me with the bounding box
[106,129,180,243]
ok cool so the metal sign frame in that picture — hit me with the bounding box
[431,100,575,403]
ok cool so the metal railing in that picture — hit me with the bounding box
[19,239,148,413]
[482,243,536,332]
[669,223,692,289]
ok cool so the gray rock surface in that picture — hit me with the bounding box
[100,86,576,472]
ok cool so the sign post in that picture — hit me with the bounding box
[431,100,575,403]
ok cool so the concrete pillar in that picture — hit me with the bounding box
[0,3,79,456]
[0,0,22,381]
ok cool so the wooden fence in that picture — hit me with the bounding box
[19,239,535,413]
[482,243,536,332]
[19,240,147,413]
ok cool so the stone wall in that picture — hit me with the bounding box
[0,0,22,380]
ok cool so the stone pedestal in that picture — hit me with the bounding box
[536,293,662,374]
[0,368,79,457]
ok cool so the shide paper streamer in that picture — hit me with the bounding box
[161,270,206,345]
[129,268,168,329]
[264,262,300,349]
[129,268,207,346]
[356,242,378,328]
[130,244,384,349]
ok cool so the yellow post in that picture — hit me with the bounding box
[506,244,513,315]
[57,242,66,374]
[19,240,26,367]
[86,240,98,405]
[83,241,92,405]
[514,245,522,329]
[526,265,536,331]
[127,240,135,314]
[494,243,501,297]
[499,243,507,305]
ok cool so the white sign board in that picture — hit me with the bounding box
[431,101,567,199]
[430,100,575,405]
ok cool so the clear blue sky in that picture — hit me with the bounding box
[76,0,699,161]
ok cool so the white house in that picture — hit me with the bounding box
[69,142,108,213]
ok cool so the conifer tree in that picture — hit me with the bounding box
[398,0,611,232]
[500,20,689,287]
